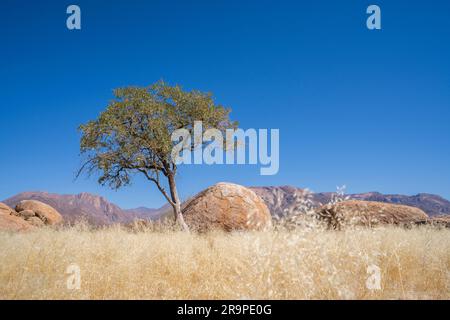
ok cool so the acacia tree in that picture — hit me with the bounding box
[78,81,236,231]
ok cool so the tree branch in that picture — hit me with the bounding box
[138,169,175,206]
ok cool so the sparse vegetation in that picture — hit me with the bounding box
[0,225,448,300]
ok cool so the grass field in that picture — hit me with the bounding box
[0,225,449,299]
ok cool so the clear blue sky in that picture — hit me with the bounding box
[1,0,449,209]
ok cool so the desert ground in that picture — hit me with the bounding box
[1,225,448,300]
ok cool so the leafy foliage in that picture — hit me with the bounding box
[79,81,235,187]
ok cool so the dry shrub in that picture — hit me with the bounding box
[0,224,448,300]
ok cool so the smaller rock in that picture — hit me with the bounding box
[17,209,36,219]
[315,200,429,229]
[26,216,45,227]
[415,216,450,228]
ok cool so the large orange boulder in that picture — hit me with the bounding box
[316,200,429,228]
[15,200,63,225]
[182,182,273,232]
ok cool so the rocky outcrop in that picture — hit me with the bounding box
[315,200,429,229]
[0,203,36,232]
[0,200,63,232]
[15,200,63,225]
[182,182,272,232]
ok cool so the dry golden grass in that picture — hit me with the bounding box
[0,225,449,300]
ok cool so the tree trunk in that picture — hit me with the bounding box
[167,173,189,232]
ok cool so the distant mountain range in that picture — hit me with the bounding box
[3,187,450,225]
